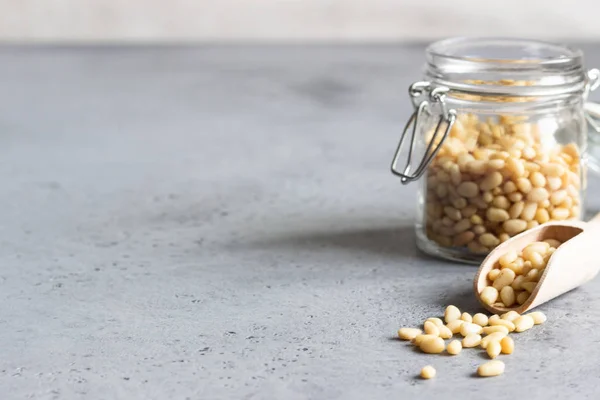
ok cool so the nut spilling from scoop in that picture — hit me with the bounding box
[479,239,563,308]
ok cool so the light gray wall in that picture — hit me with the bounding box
[1,0,599,42]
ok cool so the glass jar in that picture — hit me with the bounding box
[391,38,600,263]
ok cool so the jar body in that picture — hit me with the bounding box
[415,97,586,263]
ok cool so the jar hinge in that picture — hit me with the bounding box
[390,81,457,184]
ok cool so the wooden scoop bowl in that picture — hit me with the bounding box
[474,213,600,314]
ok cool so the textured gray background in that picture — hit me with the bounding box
[1,45,600,400]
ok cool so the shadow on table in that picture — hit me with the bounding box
[438,286,485,314]
[235,221,423,262]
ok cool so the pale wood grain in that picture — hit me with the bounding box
[474,213,600,314]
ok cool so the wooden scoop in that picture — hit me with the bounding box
[474,213,600,314]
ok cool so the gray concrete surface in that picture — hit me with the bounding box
[1,44,600,400]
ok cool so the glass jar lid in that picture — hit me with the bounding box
[425,38,593,98]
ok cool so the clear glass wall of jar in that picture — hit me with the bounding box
[391,38,600,264]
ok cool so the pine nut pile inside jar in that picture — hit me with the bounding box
[390,38,599,262]
[424,109,581,255]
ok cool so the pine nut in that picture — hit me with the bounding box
[420,337,445,354]
[472,313,489,327]
[527,187,549,203]
[420,365,436,379]
[511,275,525,290]
[438,325,453,339]
[488,269,501,281]
[530,171,546,187]
[516,178,532,193]
[457,181,479,198]
[424,321,440,336]
[447,339,462,355]
[542,163,565,177]
[398,328,422,340]
[489,319,515,332]
[501,310,520,322]
[454,219,472,233]
[517,291,529,305]
[413,334,438,346]
[444,305,461,323]
[486,340,502,359]
[453,231,475,246]
[482,326,509,335]
[471,215,484,226]
[460,322,483,336]
[543,239,562,248]
[502,219,527,235]
[480,332,507,349]
[551,207,570,220]
[498,250,518,267]
[426,317,445,328]
[462,333,482,348]
[486,207,510,222]
[477,360,505,377]
[488,314,500,324]
[503,181,517,194]
[480,286,499,305]
[527,311,547,325]
[520,202,538,221]
[535,208,550,224]
[547,176,562,190]
[500,286,516,307]
[507,192,523,202]
[444,206,462,221]
[509,201,525,219]
[500,336,514,354]
[446,320,464,334]
[492,268,516,290]
[479,233,500,248]
[514,315,535,332]
[521,282,537,293]
[460,312,472,323]
[492,195,511,210]
[550,190,567,205]
[506,157,525,177]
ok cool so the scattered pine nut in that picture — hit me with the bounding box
[486,340,502,359]
[460,322,483,337]
[500,336,514,354]
[501,311,520,322]
[420,337,445,354]
[444,305,461,323]
[477,360,505,377]
[482,325,509,335]
[413,334,438,346]
[489,318,516,332]
[447,340,462,355]
[480,332,507,349]
[514,315,534,332]
[398,328,422,340]
[472,313,489,327]
[527,311,547,325]
[426,317,445,328]
[462,333,482,348]
[420,365,436,379]
[461,312,473,323]
[446,320,465,334]
[424,321,440,336]
[438,325,453,339]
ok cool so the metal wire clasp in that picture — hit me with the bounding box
[390,81,457,184]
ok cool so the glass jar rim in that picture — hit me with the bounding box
[425,37,590,97]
